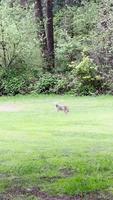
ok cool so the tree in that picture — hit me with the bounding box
[35,0,54,71]
[35,0,48,70]
[46,0,55,70]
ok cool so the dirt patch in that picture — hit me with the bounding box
[0,104,22,112]
[38,168,74,184]
[2,187,113,200]
[39,176,62,183]
[59,168,75,178]
[2,187,81,200]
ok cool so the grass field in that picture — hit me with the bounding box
[0,95,113,199]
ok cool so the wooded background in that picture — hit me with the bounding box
[0,0,113,95]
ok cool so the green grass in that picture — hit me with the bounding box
[0,95,113,197]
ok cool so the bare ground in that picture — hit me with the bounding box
[0,104,22,112]
[1,187,113,200]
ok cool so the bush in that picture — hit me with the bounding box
[2,77,24,95]
[33,73,70,94]
[34,74,57,93]
[99,66,113,94]
[1,75,31,95]
[70,56,103,95]
[53,76,69,94]
[0,66,34,95]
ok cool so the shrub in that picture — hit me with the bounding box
[0,66,34,95]
[70,57,103,95]
[33,73,70,94]
[53,76,69,94]
[1,76,30,95]
[34,74,57,94]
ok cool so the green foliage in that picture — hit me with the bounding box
[75,57,97,77]
[55,3,98,70]
[33,74,70,94]
[34,74,57,93]
[2,76,28,95]
[0,0,113,95]
[0,1,42,72]
[53,76,69,94]
[73,3,98,35]
[56,38,82,72]
[0,66,36,95]
[70,57,103,95]
[0,1,43,96]
[54,1,113,95]
[89,0,113,94]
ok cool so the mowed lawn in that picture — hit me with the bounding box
[0,95,113,198]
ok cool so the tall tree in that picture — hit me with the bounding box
[35,0,48,69]
[35,0,54,71]
[46,0,54,70]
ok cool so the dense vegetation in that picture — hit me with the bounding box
[0,0,113,96]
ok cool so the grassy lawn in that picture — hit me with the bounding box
[0,95,113,199]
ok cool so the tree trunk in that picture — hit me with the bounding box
[35,0,48,69]
[0,23,7,68]
[46,0,55,71]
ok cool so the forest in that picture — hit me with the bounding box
[0,0,113,96]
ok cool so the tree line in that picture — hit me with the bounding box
[0,0,113,95]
